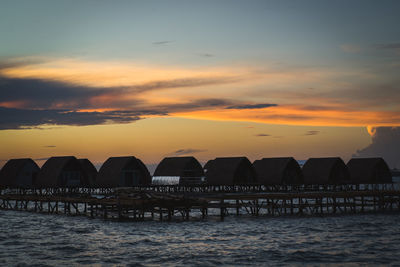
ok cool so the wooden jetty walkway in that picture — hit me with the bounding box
[1,184,400,221]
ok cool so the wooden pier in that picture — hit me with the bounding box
[1,184,400,221]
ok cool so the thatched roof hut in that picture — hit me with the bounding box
[302,157,350,184]
[347,158,392,184]
[0,158,39,188]
[152,157,205,185]
[253,157,303,185]
[36,156,89,188]
[204,157,256,185]
[78,159,98,187]
[97,156,151,187]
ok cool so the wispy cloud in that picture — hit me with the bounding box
[303,130,320,136]
[43,145,56,148]
[226,103,278,110]
[152,41,173,45]
[0,107,142,130]
[255,133,271,137]
[171,148,207,156]
[198,53,214,57]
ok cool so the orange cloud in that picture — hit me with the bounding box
[172,105,400,127]
[1,56,400,128]
[0,100,30,108]
[0,57,244,88]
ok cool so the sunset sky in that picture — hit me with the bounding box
[1,0,400,170]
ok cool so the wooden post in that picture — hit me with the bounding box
[220,199,225,221]
[290,198,294,215]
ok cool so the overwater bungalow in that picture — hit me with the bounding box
[78,158,98,187]
[205,157,256,185]
[152,156,205,185]
[97,156,151,187]
[347,158,392,184]
[0,158,40,188]
[253,157,303,185]
[36,156,89,188]
[302,157,350,184]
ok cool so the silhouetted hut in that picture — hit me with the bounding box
[152,157,205,185]
[0,158,39,188]
[347,158,392,184]
[97,156,151,187]
[78,159,98,187]
[36,156,89,188]
[253,157,303,185]
[302,157,350,184]
[204,157,256,185]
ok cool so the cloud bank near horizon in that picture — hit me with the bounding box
[1,57,400,130]
[353,127,400,169]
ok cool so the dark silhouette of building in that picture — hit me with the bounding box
[347,158,392,184]
[152,156,205,185]
[78,159,98,187]
[302,157,350,184]
[0,158,39,188]
[36,156,90,188]
[253,157,303,185]
[97,156,151,187]
[204,157,256,185]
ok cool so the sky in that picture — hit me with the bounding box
[1,0,400,170]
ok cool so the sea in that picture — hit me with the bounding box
[1,209,400,266]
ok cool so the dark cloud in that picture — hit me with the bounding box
[226,103,278,110]
[158,98,232,113]
[152,41,173,45]
[0,71,279,130]
[353,127,400,169]
[198,53,214,57]
[0,57,45,70]
[375,43,400,50]
[0,75,118,109]
[0,107,142,130]
[0,98,237,130]
[304,130,320,136]
[255,133,271,137]
[0,75,239,110]
[171,148,207,156]
[43,145,56,148]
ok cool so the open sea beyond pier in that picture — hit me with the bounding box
[1,210,399,266]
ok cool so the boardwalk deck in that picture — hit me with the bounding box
[1,185,400,221]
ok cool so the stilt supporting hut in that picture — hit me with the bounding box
[152,157,205,185]
[347,158,392,184]
[253,157,303,185]
[302,157,350,184]
[205,157,256,185]
[97,156,151,187]
[78,159,98,187]
[35,156,90,188]
[0,158,39,188]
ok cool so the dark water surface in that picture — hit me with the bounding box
[1,210,399,266]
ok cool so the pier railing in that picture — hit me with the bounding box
[0,183,397,196]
